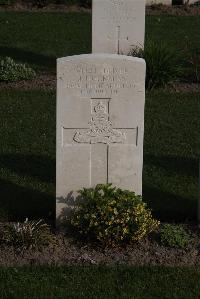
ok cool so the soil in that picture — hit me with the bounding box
[0,225,199,267]
[0,73,56,90]
[0,3,200,15]
[0,2,199,267]
[0,74,199,93]
[146,4,200,16]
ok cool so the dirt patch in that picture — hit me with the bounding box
[0,3,200,15]
[163,82,200,93]
[0,73,56,90]
[0,225,199,266]
[146,4,200,16]
[0,74,199,93]
[0,3,91,12]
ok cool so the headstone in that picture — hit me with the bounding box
[146,0,172,5]
[56,54,146,221]
[92,0,145,55]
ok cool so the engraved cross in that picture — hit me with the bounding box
[62,98,138,185]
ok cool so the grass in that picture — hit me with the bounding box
[0,90,199,222]
[0,12,199,221]
[0,13,199,72]
[0,12,92,72]
[0,10,199,297]
[0,266,200,299]
[0,90,55,220]
[144,91,200,221]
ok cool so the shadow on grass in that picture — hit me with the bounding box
[0,153,198,223]
[145,154,199,178]
[0,46,55,70]
[143,154,198,222]
[0,154,55,184]
[0,154,55,222]
[143,185,197,223]
[0,178,55,223]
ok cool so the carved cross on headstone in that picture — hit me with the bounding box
[62,99,138,185]
[92,0,145,55]
[56,55,146,222]
[116,26,129,54]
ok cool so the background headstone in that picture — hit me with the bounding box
[56,54,146,221]
[146,0,172,5]
[92,0,145,55]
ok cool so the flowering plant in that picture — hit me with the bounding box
[71,184,160,246]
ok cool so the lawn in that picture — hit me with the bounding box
[0,90,199,221]
[0,10,200,299]
[0,266,200,299]
[0,12,199,72]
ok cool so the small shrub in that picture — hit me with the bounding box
[130,40,181,90]
[2,219,56,249]
[184,39,200,83]
[160,224,191,249]
[191,1,200,6]
[70,184,159,246]
[0,57,36,82]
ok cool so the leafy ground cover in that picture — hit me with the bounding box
[0,90,199,222]
[0,12,199,75]
[0,266,200,299]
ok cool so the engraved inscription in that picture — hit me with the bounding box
[60,63,136,97]
[74,102,126,145]
[102,0,136,24]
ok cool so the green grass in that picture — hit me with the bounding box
[0,13,199,72]
[0,90,55,220]
[0,266,200,299]
[0,12,92,72]
[0,90,199,222]
[0,12,199,221]
[144,91,200,221]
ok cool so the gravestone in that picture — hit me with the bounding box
[92,0,145,55]
[146,0,172,4]
[56,54,146,221]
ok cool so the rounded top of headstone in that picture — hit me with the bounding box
[57,53,146,66]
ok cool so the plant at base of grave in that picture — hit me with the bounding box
[2,219,56,249]
[70,184,160,246]
[0,57,36,82]
[130,40,181,90]
[160,224,191,249]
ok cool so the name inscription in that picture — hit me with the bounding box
[102,0,136,24]
[60,63,136,97]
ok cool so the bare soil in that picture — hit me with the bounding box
[146,4,200,16]
[0,3,200,15]
[0,226,199,266]
[0,74,199,93]
[0,3,91,12]
[0,73,56,90]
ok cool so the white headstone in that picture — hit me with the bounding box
[146,0,172,5]
[92,0,145,55]
[56,54,146,221]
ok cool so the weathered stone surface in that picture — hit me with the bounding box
[56,54,146,221]
[146,0,172,5]
[92,0,145,55]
